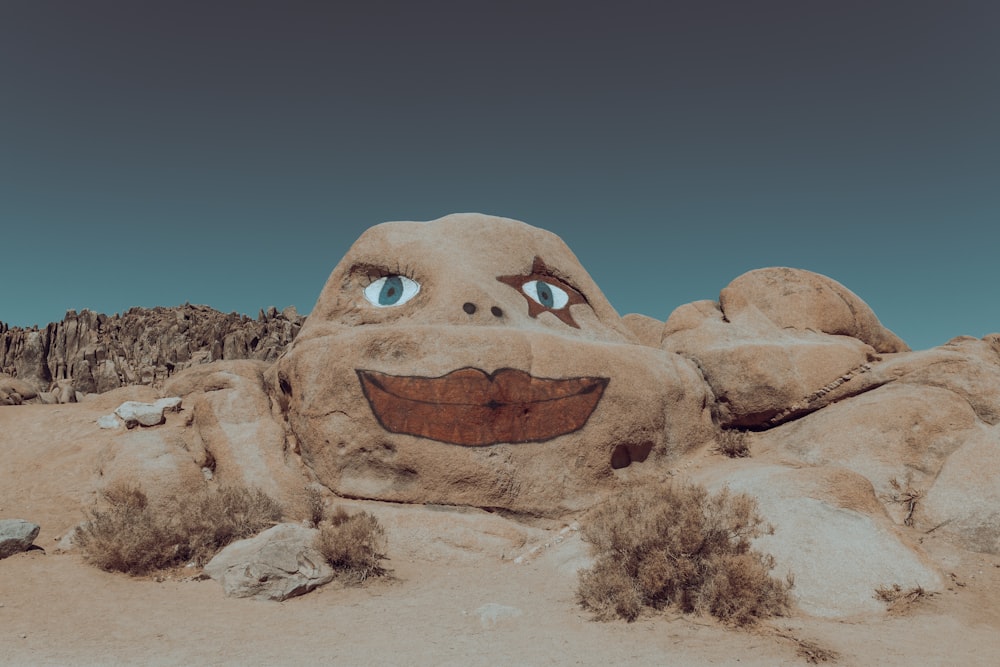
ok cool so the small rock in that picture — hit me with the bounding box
[0,520,41,559]
[155,396,183,413]
[204,523,335,601]
[97,414,122,429]
[113,397,181,428]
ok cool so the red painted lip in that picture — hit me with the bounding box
[356,367,608,446]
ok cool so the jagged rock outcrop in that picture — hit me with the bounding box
[0,304,304,399]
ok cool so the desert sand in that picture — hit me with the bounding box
[3,399,1000,666]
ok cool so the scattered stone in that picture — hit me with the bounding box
[203,523,335,601]
[0,519,41,559]
[97,414,122,429]
[113,397,182,428]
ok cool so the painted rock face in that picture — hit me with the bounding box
[275,213,713,515]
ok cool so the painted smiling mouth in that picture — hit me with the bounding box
[356,367,608,446]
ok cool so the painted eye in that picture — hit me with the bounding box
[364,275,420,307]
[522,280,568,309]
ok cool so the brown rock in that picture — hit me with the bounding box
[274,213,716,516]
[756,383,978,518]
[163,360,311,504]
[663,297,877,427]
[719,267,909,353]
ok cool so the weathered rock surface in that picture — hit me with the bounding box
[3,213,999,622]
[663,298,879,427]
[922,423,1000,554]
[718,267,910,354]
[693,463,943,618]
[203,523,335,601]
[0,519,41,559]
[0,375,38,406]
[274,213,716,516]
[661,267,907,428]
[0,304,304,398]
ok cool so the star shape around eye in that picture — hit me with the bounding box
[497,256,588,328]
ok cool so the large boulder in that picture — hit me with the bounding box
[204,523,335,601]
[718,267,909,354]
[693,463,942,618]
[274,213,717,516]
[663,297,879,428]
[923,423,1000,554]
[661,268,910,428]
[755,383,978,509]
[163,360,311,503]
[0,376,38,406]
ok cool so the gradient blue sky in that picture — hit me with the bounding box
[1,1,997,350]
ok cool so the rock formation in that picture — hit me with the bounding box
[6,212,998,619]
[0,304,304,402]
[272,214,716,515]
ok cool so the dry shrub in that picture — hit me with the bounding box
[303,486,326,527]
[577,482,792,625]
[715,429,750,458]
[875,583,928,613]
[170,485,284,565]
[74,483,179,575]
[75,481,283,575]
[314,507,388,583]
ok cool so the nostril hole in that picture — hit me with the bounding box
[491,306,503,317]
[463,302,477,314]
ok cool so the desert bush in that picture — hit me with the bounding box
[714,429,750,458]
[303,486,326,527]
[74,482,181,575]
[75,481,283,575]
[170,485,284,565]
[577,482,792,625]
[314,507,388,583]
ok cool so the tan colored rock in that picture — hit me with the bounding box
[756,383,978,521]
[663,298,877,427]
[719,267,910,353]
[163,360,311,504]
[620,313,663,348]
[693,462,943,618]
[923,424,1000,554]
[0,376,38,405]
[274,213,716,516]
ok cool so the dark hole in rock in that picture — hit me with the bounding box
[610,442,653,469]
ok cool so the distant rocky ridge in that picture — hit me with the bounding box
[0,304,304,403]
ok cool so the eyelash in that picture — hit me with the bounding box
[361,263,418,286]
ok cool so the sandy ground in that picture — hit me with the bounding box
[3,400,1000,666]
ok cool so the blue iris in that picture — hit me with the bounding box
[379,276,404,305]
[535,281,554,308]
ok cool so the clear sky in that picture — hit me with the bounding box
[1,1,997,350]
